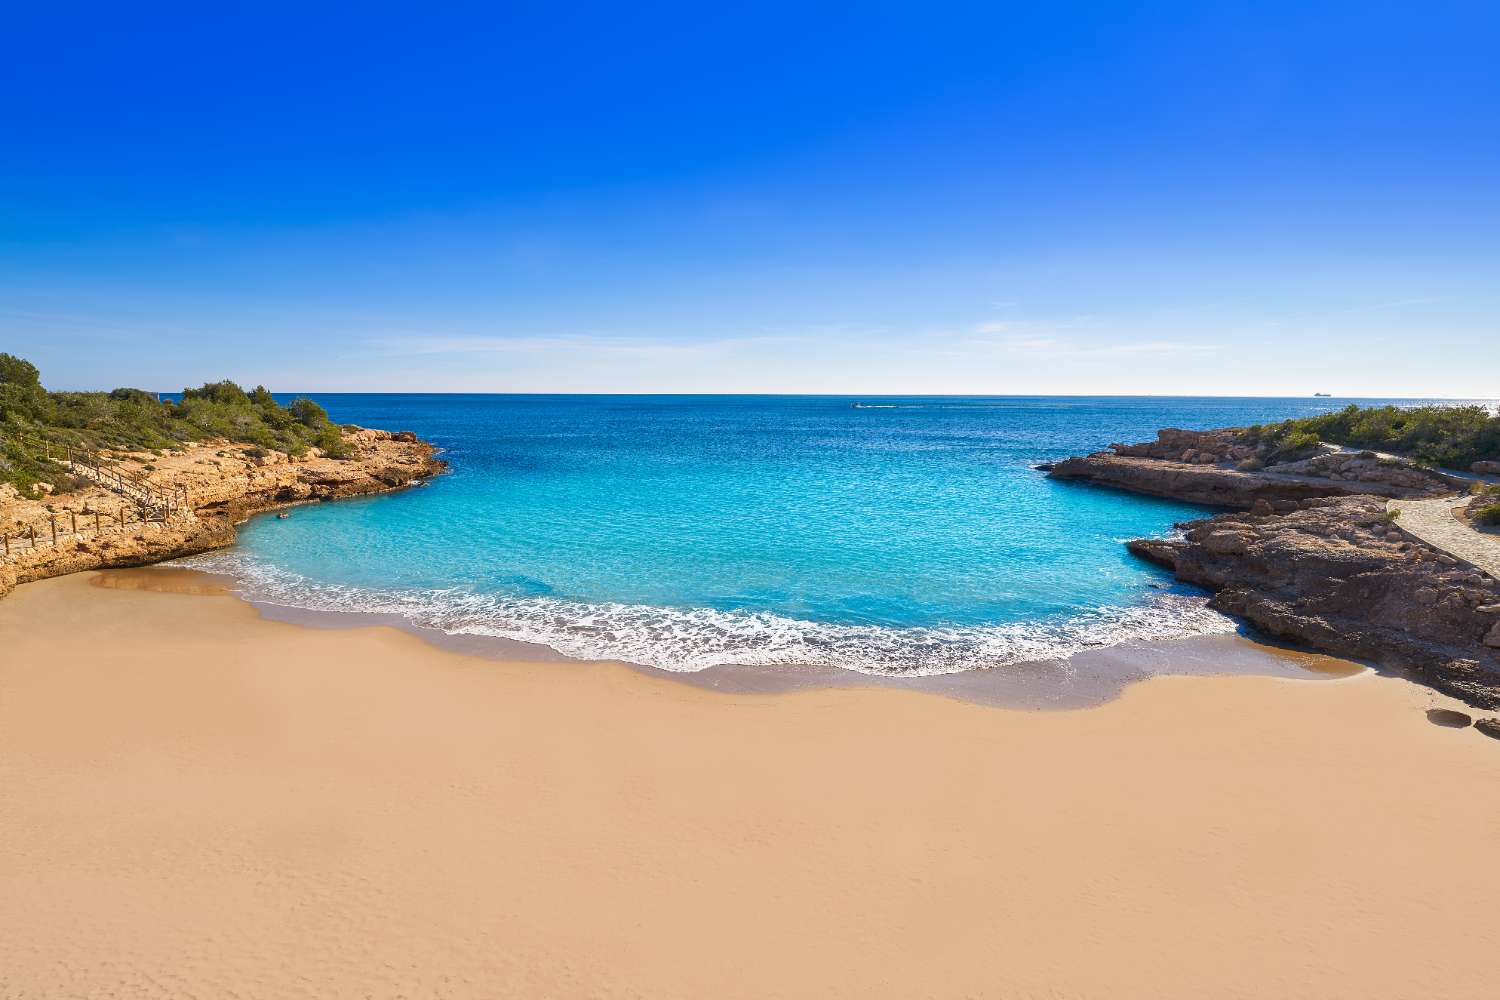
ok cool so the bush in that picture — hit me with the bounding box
[1265,429,1323,464]
[1474,503,1500,527]
[181,380,251,406]
[1269,404,1499,469]
[0,355,355,491]
[315,423,352,459]
[288,397,330,428]
[1240,404,1500,469]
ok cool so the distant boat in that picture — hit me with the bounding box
[1314,393,1332,397]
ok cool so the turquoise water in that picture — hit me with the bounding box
[182,395,1437,674]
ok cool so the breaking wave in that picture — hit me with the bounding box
[173,550,1238,676]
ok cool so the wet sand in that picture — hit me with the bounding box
[3,569,1499,998]
[171,565,1364,710]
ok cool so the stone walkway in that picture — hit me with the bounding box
[1388,495,1500,578]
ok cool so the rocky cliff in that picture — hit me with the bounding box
[0,427,445,600]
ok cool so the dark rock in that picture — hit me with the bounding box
[1125,496,1500,709]
[1475,718,1500,740]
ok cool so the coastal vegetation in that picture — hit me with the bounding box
[1473,485,1500,527]
[1,352,351,494]
[1243,404,1500,470]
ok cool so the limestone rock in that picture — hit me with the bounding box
[1123,495,1500,709]
[1050,430,1454,509]
[0,429,447,603]
[1485,622,1500,649]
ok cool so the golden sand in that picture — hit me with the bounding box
[2,570,1498,999]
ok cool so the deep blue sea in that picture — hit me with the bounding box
[180,395,1461,675]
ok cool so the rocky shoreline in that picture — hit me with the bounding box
[1049,429,1500,709]
[0,427,446,600]
[1043,427,1463,507]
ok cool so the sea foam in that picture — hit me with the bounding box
[173,550,1238,676]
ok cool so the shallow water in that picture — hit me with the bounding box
[178,394,1464,675]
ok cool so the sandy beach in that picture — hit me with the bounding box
[3,570,1499,999]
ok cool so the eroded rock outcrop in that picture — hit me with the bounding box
[1047,428,1456,508]
[1,427,445,600]
[1127,496,1500,708]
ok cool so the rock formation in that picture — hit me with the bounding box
[1126,496,1500,707]
[1045,429,1457,508]
[0,427,445,600]
[1048,427,1500,709]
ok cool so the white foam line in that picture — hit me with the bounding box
[170,551,1238,676]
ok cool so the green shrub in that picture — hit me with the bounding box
[0,355,355,492]
[1250,404,1499,469]
[1264,429,1323,464]
[1474,503,1500,527]
[315,423,352,459]
[289,397,330,428]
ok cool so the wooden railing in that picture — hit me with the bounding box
[61,446,189,517]
[2,431,193,561]
[2,432,189,517]
[2,502,176,560]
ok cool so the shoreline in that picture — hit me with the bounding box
[130,565,1365,710]
[4,570,1499,998]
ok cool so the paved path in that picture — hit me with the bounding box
[1388,495,1500,578]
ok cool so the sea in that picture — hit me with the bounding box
[175,395,1471,677]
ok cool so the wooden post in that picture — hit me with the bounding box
[70,511,77,534]
[118,505,125,528]
[30,525,36,548]
[3,533,8,557]
[50,515,57,545]
[95,511,102,534]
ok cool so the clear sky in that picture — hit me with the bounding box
[2,1,1496,395]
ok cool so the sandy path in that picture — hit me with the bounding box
[3,571,1499,999]
[1389,494,1500,576]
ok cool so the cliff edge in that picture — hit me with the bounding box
[0,427,445,600]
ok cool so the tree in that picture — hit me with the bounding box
[182,380,250,405]
[288,397,330,428]
[0,352,41,388]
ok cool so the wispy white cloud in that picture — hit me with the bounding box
[992,336,1218,359]
[370,331,811,361]
[955,315,1218,361]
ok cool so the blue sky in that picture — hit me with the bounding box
[2,1,1496,394]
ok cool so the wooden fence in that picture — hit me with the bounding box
[2,431,189,515]
[2,431,192,562]
[2,503,180,560]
